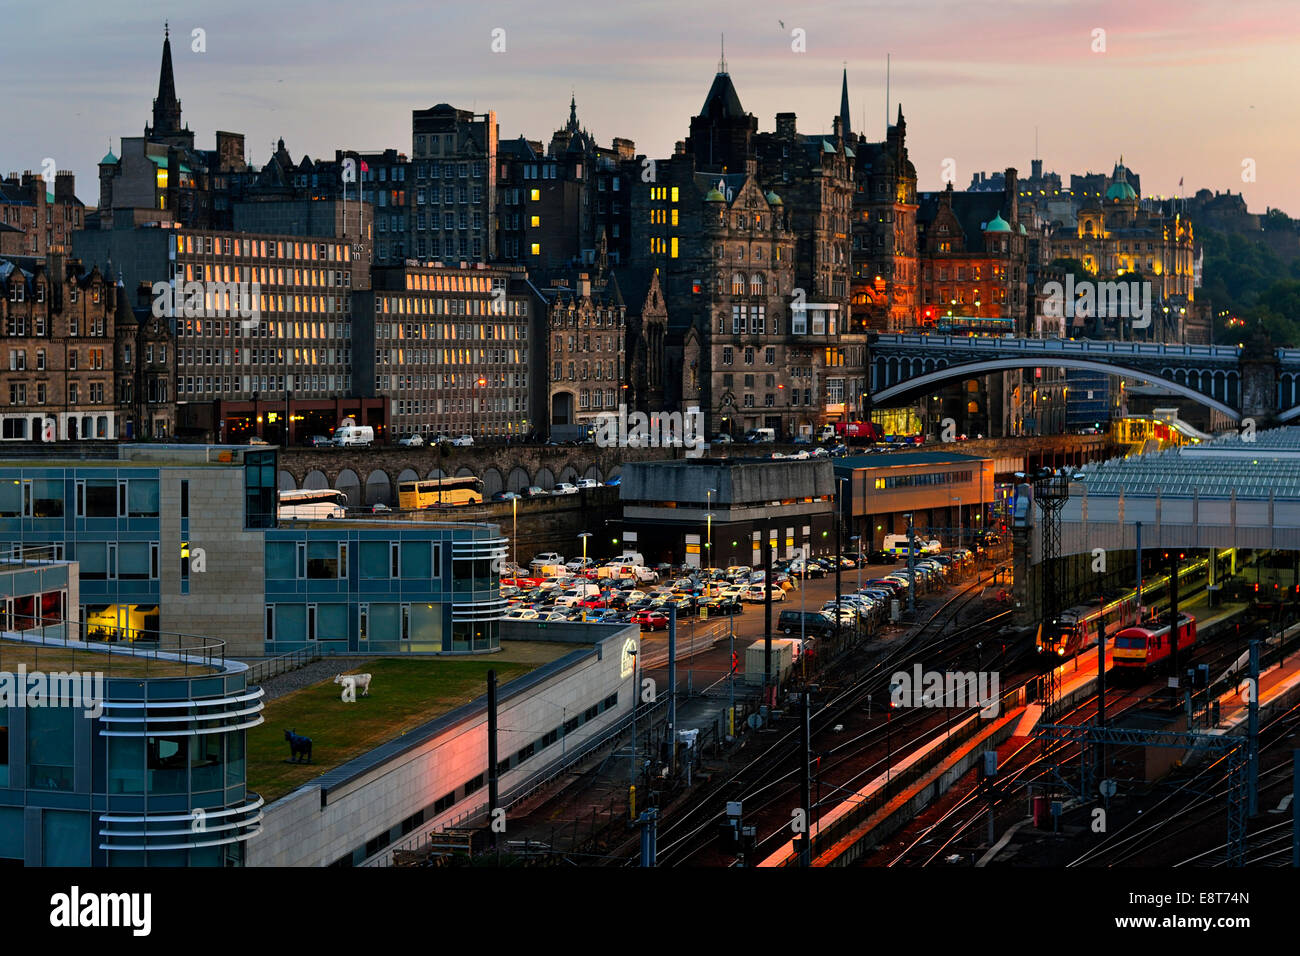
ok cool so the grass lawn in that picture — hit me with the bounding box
[248,657,543,804]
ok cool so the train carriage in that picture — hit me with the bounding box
[1112,614,1197,677]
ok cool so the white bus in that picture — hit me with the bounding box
[278,489,348,520]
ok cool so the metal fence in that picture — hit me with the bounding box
[244,645,324,685]
[0,618,226,678]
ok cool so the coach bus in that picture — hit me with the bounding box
[397,476,484,509]
[278,488,348,520]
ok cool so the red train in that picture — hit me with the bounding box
[1111,614,1197,677]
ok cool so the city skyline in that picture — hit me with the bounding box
[5,0,1298,214]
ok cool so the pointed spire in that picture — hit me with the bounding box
[839,66,852,141]
[719,33,727,74]
[150,23,182,138]
[567,91,579,133]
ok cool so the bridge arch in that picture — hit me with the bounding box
[482,467,504,497]
[872,357,1242,421]
[335,468,361,507]
[303,469,329,490]
[278,470,297,491]
[397,468,419,486]
[534,467,555,490]
[364,470,392,506]
[507,467,530,492]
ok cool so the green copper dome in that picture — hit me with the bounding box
[100,150,118,165]
[765,190,784,206]
[984,213,1012,232]
[1106,180,1137,201]
[705,187,726,202]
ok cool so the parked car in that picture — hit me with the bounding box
[530,552,564,567]
[711,434,734,444]
[575,477,601,490]
[451,435,475,447]
[631,610,669,631]
[370,503,391,514]
[247,436,270,446]
[504,607,540,621]
[523,486,548,499]
[742,584,786,603]
[304,434,333,448]
[398,434,425,447]
[605,476,622,487]
[700,597,744,616]
[552,482,579,496]
[493,491,520,502]
[779,609,838,638]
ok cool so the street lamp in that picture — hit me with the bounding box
[578,532,592,621]
[511,495,519,568]
[706,487,717,569]
[628,646,640,787]
[950,495,962,549]
[902,511,916,616]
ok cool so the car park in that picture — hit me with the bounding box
[779,609,838,638]
[504,607,540,621]
[530,552,564,567]
[742,584,786,603]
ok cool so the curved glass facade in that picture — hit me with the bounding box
[0,640,264,867]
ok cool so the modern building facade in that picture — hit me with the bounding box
[0,444,506,657]
[619,457,836,568]
[0,597,264,867]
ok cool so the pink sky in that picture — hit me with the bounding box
[5,0,1297,216]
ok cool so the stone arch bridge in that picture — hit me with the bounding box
[278,443,683,508]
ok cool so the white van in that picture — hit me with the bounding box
[333,424,374,447]
[746,428,777,444]
[883,534,942,556]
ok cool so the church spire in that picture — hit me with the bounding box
[150,22,182,138]
[567,91,578,133]
[839,66,852,140]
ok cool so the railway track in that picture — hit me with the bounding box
[624,567,1014,867]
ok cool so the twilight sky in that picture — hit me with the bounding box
[5,0,1298,215]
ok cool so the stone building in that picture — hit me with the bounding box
[496,97,635,279]
[409,104,498,263]
[0,254,119,441]
[542,266,628,434]
[850,106,919,333]
[0,171,87,257]
[634,64,865,439]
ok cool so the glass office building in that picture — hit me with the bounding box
[0,445,506,657]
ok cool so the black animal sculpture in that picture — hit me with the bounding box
[285,728,312,764]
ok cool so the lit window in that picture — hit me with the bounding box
[530,189,540,201]
[530,215,540,228]
[530,243,540,256]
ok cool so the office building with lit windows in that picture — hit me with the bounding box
[73,220,383,443]
[353,261,545,440]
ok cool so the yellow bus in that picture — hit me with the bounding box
[398,476,484,509]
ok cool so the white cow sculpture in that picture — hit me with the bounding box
[333,673,373,698]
